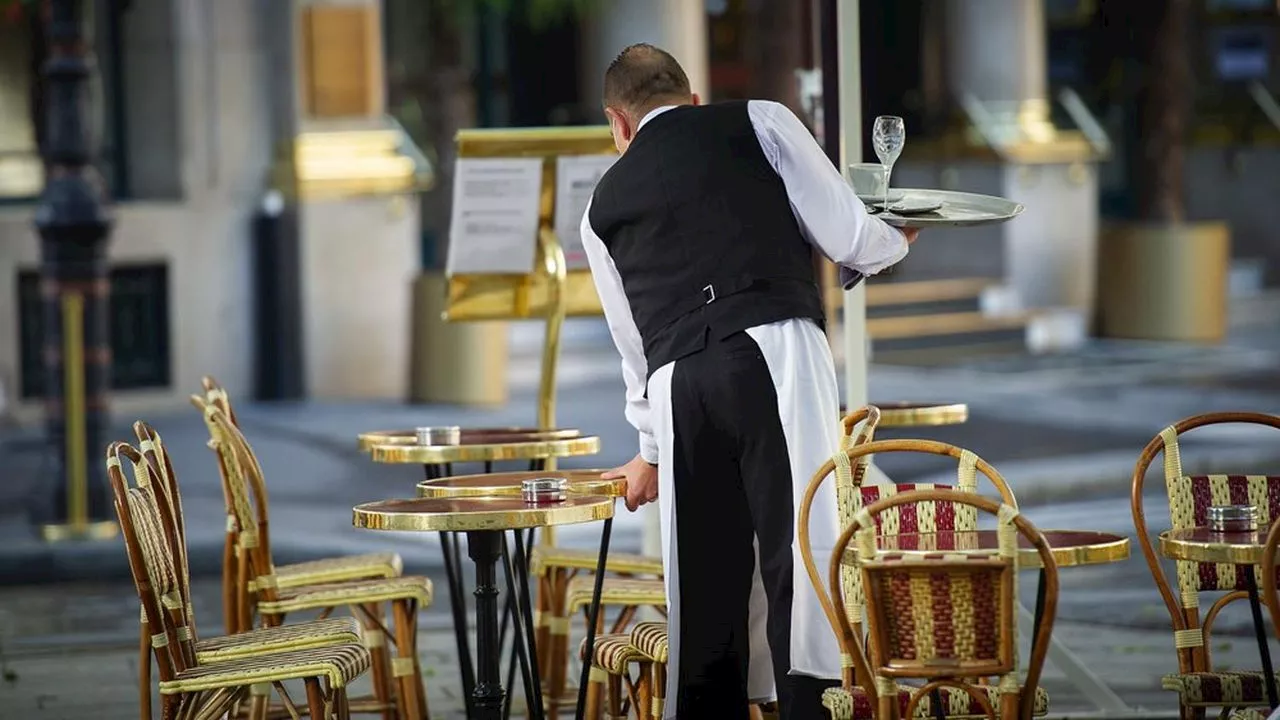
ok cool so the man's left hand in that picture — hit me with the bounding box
[603,454,658,512]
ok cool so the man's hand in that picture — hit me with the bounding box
[603,454,658,512]
[901,227,920,245]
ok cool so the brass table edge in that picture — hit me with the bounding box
[841,536,1130,569]
[1158,530,1266,565]
[417,477,625,499]
[875,403,970,428]
[357,428,582,452]
[353,498,615,532]
[369,436,601,464]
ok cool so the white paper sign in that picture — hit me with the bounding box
[446,157,545,275]
[554,154,618,269]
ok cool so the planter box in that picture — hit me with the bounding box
[410,273,509,406]
[1096,221,1230,342]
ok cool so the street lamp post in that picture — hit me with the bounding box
[32,0,117,541]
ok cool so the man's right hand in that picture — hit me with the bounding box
[603,454,659,512]
[901,227,920,245]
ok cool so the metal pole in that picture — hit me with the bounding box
[34,0,117,542]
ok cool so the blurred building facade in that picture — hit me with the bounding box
[0,0,1277,419]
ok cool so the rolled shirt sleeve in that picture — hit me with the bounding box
[580,199,659,464]
[748,99,909,287]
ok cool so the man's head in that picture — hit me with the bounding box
[602,43,700,154]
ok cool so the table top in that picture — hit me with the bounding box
[870,402,969,428]
[418,469,625,499]
[840,529,1130,569]
[353,495,615,532]
[357,427,583,452]
[1159,526,1277,565]
[367,434,601,464]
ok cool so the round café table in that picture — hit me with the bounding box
[362,429,601,718]
[843,528,1131,708]
[417,470,626,719]
[1160,526,1280,708]
[354,494,616,720]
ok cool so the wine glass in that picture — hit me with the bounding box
[872,116,905,209]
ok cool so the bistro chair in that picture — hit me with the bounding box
[107,441,370,720]
[192,395,434,719]
[201,376,403,608]
[127,423,371,720]
[578,632,657,720]
[829,489,1057,720]
[1130,412,1280,718]
[534,539,665,713]
[799,435,1018,659]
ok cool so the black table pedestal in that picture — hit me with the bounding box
[468,530,506,719]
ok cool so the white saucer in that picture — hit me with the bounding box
[858,190,905,205]
[880,198,944,215]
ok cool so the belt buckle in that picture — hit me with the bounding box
[703,284,716,304]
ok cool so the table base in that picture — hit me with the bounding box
[426,459,611,720]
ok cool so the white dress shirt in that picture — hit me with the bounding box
[581,100,910,462]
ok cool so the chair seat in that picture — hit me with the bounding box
[629,621,669,663]
[159,643,371,694]
[565,576,666,615]
[530,546,664,577]
[578,634,650,675]
[195,617,363,663]
[822,684,1050,719]
[1228,710,1272,720]
[259,576,432,614]
[272,552,403,590]
[1162,671,1280,707]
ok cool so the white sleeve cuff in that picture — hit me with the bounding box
[639,431,659,465]
[853,224,910,277]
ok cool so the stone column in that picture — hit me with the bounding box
[580,0,709,561]
[580,0,710,115]
[32,0,116,540]
[945,0,1050,132]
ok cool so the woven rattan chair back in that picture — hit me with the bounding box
[798,437,1019,686]
[190,395,283,635]
[1130,411,1280,680]
[1261,521,1280,644]
[836,489,1058,720]
[107,442,201,680]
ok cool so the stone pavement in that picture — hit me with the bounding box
[2,311,1280,717]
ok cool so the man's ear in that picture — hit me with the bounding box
[605,106,634,150]
[690,92,702,107]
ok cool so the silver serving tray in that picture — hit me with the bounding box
[873,189,1025,228]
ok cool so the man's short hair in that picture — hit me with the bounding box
[603,43,691,112]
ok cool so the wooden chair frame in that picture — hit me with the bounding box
[834,489,1058,720]
[1130,411,1280,718]
[107,441,366,720]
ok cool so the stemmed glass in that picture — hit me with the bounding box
[872,116,905,210]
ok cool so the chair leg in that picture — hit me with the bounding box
[607,674,625,719]
[392,599,425,719]
[139,623,153,720]
[360,603,395,720]
[651,663,666,720]
[634,661,652,720]
[584,666,606,720]
[305,678,327,719]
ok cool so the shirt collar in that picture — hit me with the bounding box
[637,104,680,132]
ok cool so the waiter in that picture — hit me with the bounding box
[581,44,916,719]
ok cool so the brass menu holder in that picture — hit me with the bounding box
[447,127,616,548]
[446,126,616,440]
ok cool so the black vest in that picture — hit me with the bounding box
[588,101,825,381]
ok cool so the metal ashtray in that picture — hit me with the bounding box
[416,426,461,446]
[522,477,569,504]
[1208,505,1258,533]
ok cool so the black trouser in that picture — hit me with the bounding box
[669,331,837,719]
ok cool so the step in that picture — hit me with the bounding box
[867,311,1031,341]
[826,277,994,312]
